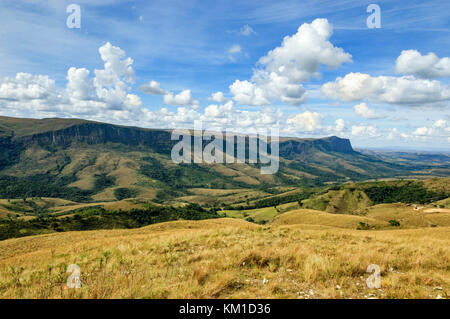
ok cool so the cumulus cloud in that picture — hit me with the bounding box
[351,124,380,138]
[0,42,142,119]
[163,89,199,107]
[259,18,352,83]
[208,91,229,103]
[139,80,199,108]
[353,102,385,119]
[139,80,166,95]
[149,102,282,133]
[413,119,449,137]
[395,50,450,79]
[286,110,323,133]
[229,80,271,106]
[95,42,135,86]
[66,67,94,101]
[230,18,352,106]
[204,101,234,119]
[334,118,346,133]
[0,73,59,102]
[322,72,450,105]
[0,42,282,132]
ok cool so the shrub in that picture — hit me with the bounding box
[357,222,371,230]
[389,219,401,227]
[114,188,139,200]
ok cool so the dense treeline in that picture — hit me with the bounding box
[225,190,315,210]
[363,182,447,204]
[0,175,92,202]
[0,174,115,202]
[0,203,219,240]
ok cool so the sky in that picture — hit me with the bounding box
[0,0,449,151]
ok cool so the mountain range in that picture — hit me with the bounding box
[0,116,448,204]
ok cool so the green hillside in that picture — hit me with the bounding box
[0,116,448,205]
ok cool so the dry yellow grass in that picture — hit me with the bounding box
[233,175,260,185]
[0,218,448,299]
[188,188,243,196]
[276,201,300,213]
[363,203,450,228]
[224,207,278,224]
[423,178,450,193]
[272,209,388,229]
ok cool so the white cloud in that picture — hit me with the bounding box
[208,91,229,103]
[434,119,447,128]
[353,102,385,119]
[230,18,351,106]
[334,118,346,133]
[139,80,166,95]
[259,18,352,83]
[204,101,234,119]
[286,110,323,132]
[322,72,450,105]
[413,119,449,137]
[146,102,282,133]
[325,118,347,136]
[395,50,450,79]
[66,67,94,101]
[229,80,270,106]
[228,45,242,62]
[0,42,141,119]
[240,25,256,36]
[163,89,199,107]
[351,124,380,138]
[95,42,135,86]
[139,80,199,108]
[387,128,411,140]
[0,72,59,102]
[228,45,242,54]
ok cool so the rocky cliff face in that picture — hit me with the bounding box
[20,122,174,154]
[278,136,355,159]
[6,120,355,159]
[0,116,422,190]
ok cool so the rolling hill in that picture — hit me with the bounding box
[0,217,448,298]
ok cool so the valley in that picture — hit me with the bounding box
[0,116,448,299]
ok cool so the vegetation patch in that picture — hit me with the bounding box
[114,188,139,200]
[0,203,218,240]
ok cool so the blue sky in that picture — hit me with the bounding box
[0,0,449,151]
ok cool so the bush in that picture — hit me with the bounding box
[357,222,371,230]
[114,188,139,200]
[389,219,401,227]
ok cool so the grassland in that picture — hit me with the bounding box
[0,173,448,299]
[0,218,448,299]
